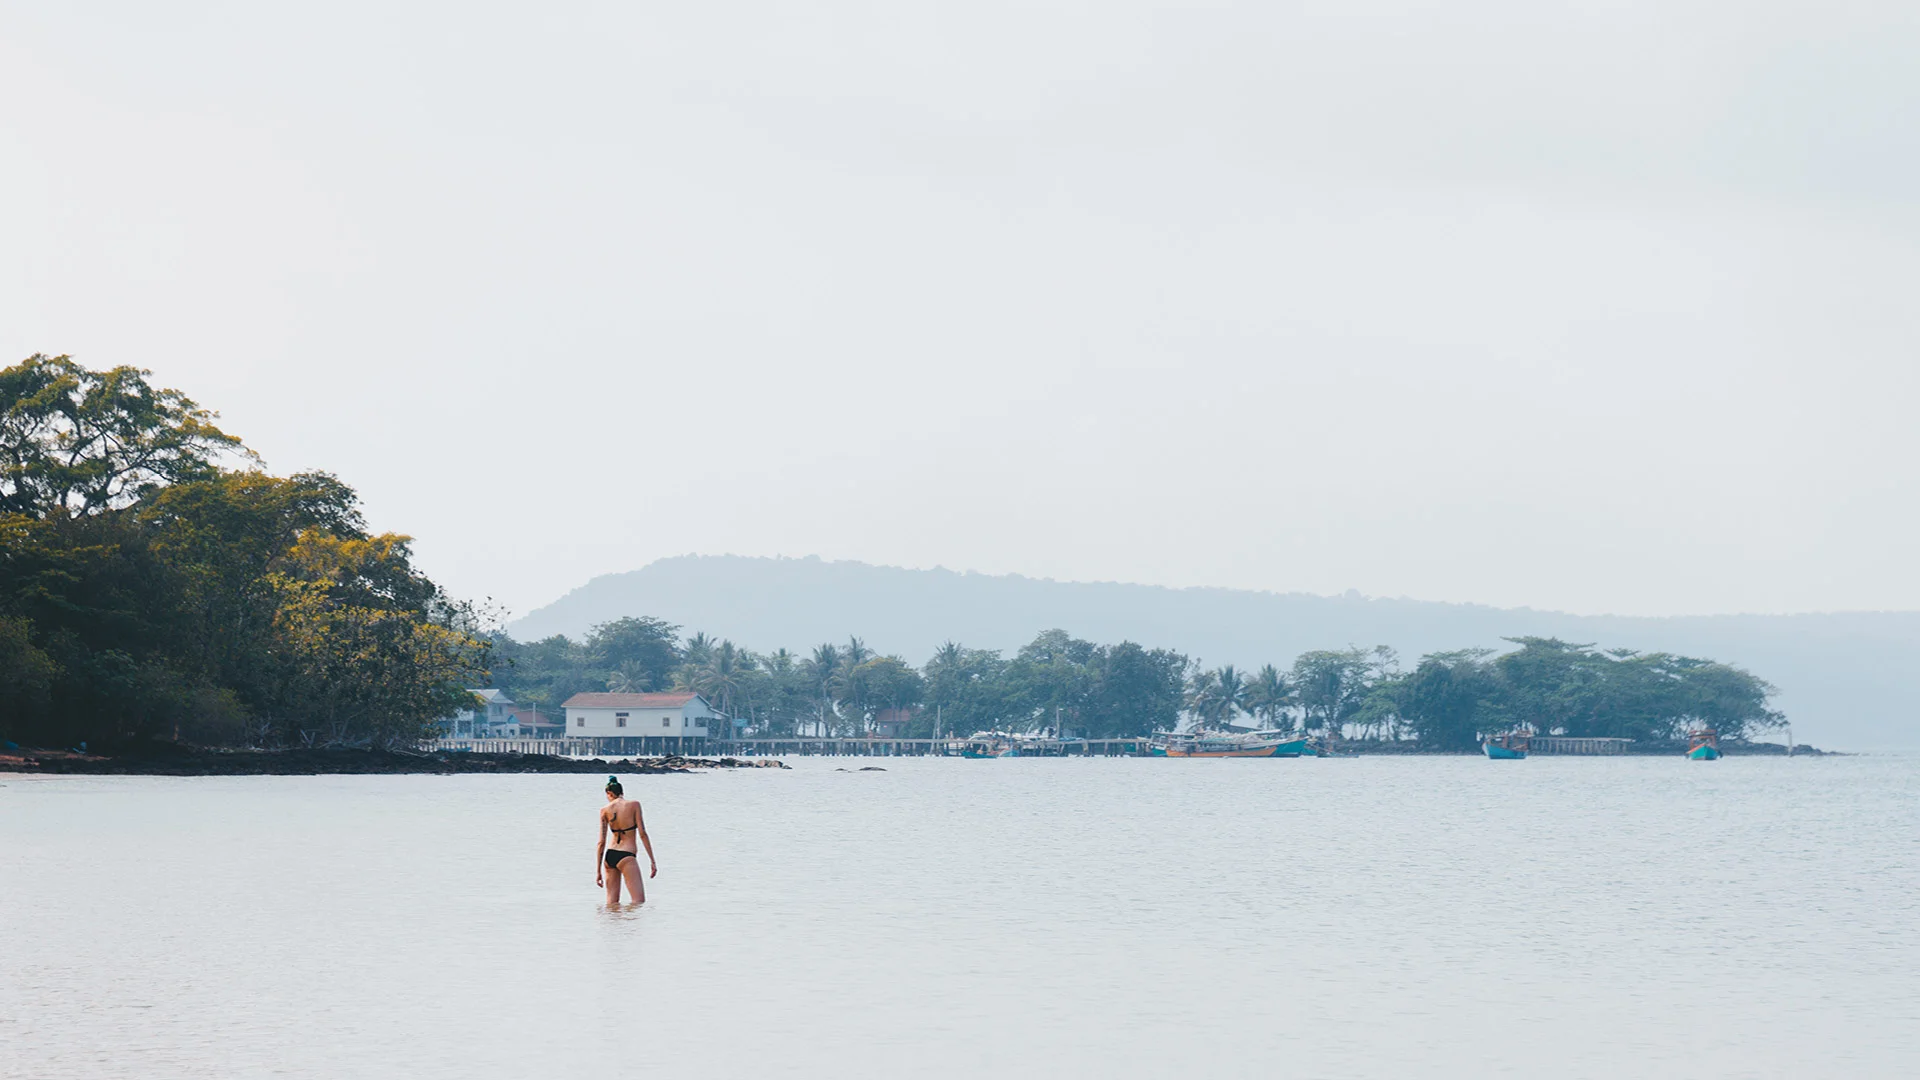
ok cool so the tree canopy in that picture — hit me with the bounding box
[0,356,489,750]
[483,627,1783,747]
[1,354,250,519]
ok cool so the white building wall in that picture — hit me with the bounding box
[565,703,712,736]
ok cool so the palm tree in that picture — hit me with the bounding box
[758,647,799,735]
[925,641,966,740]
[1243,664,1294,732]
[682,632,715,670]
[842,636,870,667]
[695,639,746,728]
[691,634,748,734]
[806,643,840,736]
[1212,666,1247,730]
[1185,666,1246,732]
[605,660,651,693]
[832,644,872,736]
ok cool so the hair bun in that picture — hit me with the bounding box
[607,775,618,784]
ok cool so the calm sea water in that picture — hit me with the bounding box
[4,755,1917,1079]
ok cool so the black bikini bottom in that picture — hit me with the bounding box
[604,849,636,870]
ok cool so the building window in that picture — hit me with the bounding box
[617,716,627,728]
[662,718,672,729]
[576,718,584,728]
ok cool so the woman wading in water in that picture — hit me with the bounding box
[596,776,657,904]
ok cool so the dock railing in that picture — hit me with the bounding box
[1528,737,1635,755]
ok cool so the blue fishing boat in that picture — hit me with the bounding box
[1240,731,1310,757]
[1482,731,1530,759]
[1686,728,1722,761]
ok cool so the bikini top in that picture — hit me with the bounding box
[609,802,637,838]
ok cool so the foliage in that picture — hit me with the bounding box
[1243,664,1293,729]
[1291,647,1398,738]
[484,622,1784,748]
[1395,650,1498,751]
[0,355,489,750]
[1087,641,1187,738]
[1483,638,1781,742]
[1,354,250,519]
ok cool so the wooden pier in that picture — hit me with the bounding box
[434,736,1152,758]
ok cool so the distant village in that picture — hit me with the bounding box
[441,688,919,744]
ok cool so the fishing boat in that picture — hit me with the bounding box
[1219,730,1311,757]
[1686,728,1722,761]
[1263,735,1311,758]
[957,731,1023,758]
[1482,731,1530,760]
[1161,731,1298,758]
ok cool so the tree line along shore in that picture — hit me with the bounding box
[491,620,1787,752]
[1,355,1788,759]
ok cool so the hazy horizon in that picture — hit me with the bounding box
[526,551,1920,624]
[8,1,1917,621]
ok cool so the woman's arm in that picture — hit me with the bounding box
[636,805,657,878]
[594,810,608,886]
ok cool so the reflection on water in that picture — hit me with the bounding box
[4,756,1917,1079]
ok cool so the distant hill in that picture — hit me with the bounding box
[511,555,1920,750]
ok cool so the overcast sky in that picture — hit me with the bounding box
[5,1,1917,619]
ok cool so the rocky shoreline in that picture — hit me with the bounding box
[0,746,790,776]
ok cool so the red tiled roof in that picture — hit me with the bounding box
[561,692,701,709]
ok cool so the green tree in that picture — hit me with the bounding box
[1242,664,1295,732]
[1088,641,1187,737]
[680,638,750,732]
[263,530,493,747]
[0,356,492,751]
[1397,650,1496,750]
[920,641,1013,736]
[0,612,57,737]
[804,643,840,736]
[1005,629,1098,735]
[1186,666,1248,731]
[1,354,251,519]
[588,617,681,692]
[830,638,879,734]
[1291,647,1394,740]
[851,655,924,731]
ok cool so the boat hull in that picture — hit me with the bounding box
[1165,743,1279,758]
[1687,745,1721,761]
[1483,743,1527,760]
